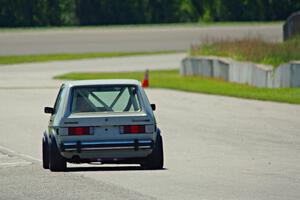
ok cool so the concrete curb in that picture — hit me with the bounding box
[181,56,300,88]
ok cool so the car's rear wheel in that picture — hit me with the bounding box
[141,135,164,169]
[49,137,66,172]
[42,136,49,169]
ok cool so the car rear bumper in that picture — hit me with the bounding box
[61,139,153,153]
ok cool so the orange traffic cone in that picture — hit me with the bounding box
[142,69,149,88]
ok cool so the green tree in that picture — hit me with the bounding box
[1,0,300,27]
[176,0,198,22]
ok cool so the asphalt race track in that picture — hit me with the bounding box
[0,53,299,200]
[0,24,282,55]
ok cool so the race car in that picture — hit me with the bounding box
[43,79,164,171]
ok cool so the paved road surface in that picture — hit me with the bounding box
[0,24,282,55]
[0,53,185,87]
[0,150,152,200]
[0,54,300,200]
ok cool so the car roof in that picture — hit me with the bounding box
[64,79,141,87]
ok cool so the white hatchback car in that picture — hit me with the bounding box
[43,79,163,171]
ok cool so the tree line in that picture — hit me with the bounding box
[0,0,299,27]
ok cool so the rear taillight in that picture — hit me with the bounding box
[121,125,145,134]
[68,127,92,136]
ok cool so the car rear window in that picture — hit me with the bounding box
[71,85,142,113]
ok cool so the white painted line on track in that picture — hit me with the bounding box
[0,144,42,163]
[0,161,32,167]
[0,154,9,158]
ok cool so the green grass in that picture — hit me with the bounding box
[191,37,300,67]
[55,69,300,104]
[0,51,178,65]
[0,21,282,32]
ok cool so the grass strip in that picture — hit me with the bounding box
[191,37,300,67]
[0,21,282,32]
[55,69,300,105]
[0,51,178,65]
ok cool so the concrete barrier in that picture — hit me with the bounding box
[181,57,300,88]
[283,11,300,41]
[212,59,229,80]
[291,63,300,87]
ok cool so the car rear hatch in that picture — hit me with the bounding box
[58,112,155,152]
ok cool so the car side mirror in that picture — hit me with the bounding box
[151,104,156,111]
[44,107,54,114]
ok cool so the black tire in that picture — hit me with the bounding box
[49,137,66,172]
[141,135,164,169]
[42,136,49,169]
